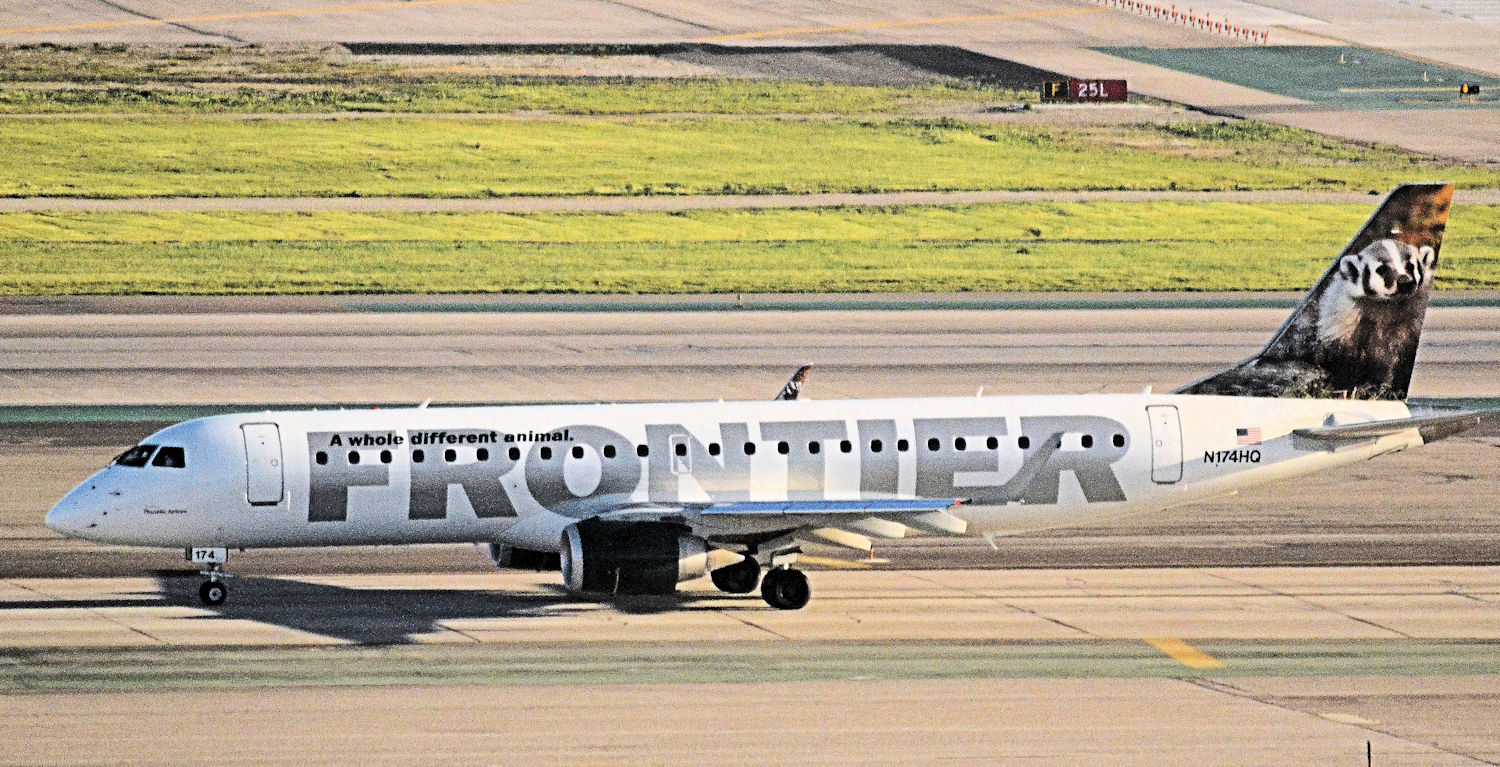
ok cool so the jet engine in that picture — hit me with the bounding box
[560,519,716,595]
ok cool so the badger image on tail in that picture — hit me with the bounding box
[1181,183,1453,400]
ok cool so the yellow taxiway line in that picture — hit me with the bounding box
[0,0,490,36]
[695,8,1106,43]
[1144,637,1226,670]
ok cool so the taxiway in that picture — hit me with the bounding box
[1,567,1497,765]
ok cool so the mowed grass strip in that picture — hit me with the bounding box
[4,203,1497,294]
[6,118,1496,199]
[10,201,1495,244]
[0,80,1016,115]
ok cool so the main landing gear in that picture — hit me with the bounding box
[760,567,811,610]
[710,557,762,594]
[710,555,811,609]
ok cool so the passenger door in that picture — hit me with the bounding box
[1146,405,1183,484]
[241,423,284,506]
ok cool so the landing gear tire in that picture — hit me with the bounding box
[711,558,762,594]
[760,568,810,610]
[199,579,228,606]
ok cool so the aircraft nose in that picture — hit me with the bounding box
[46,490,95,538]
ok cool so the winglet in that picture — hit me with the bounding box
[776,364,813,401]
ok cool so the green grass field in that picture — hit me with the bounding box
[5,203,1496,294]
[6,117,1495,199]
[6,44,1498,295]
[0,80,1016,115]
[0,43,1025,114]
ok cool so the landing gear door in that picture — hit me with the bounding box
[1146,405,1183,484]
[241,422,284,506]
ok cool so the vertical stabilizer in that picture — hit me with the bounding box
[1180,183,1453,400]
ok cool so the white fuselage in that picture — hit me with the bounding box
[47,393,1419,554]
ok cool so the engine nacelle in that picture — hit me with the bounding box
[483,543,560,571]
[560,520,709,595]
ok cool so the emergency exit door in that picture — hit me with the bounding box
[1146,405,1183,484]
[241,423,284,506]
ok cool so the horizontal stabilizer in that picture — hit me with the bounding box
[1293,409,1498,443]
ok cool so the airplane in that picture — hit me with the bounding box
[46,182,1492,611]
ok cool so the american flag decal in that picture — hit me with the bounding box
[1236,427,1262,445]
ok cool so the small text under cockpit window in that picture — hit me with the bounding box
[113,444,157,467]
[151,446,186,468]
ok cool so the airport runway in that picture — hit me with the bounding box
[1,567,1498,765]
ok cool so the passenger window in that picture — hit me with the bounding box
[708,442,721,456]
[744,442,756,455]
[808,441,820,454]
[870,439,883,453]
[637,444,649,458]
[540,447,552,460]
[477,448,489,461]
[1018,436,1031,450]
[1081,435,1094,449]
[509,447,521,461]
[348,451,360,465]
[572,445,584,459]
[379,450,392,464]
[113,445,157,468]
[839,440,852,453]
[603,445,616,459]
[777,442,789,455]
[1113,434,1126,448]
[444,449,457,462]
[151,446,186,468]
[986,436,998,450]
[897,439,909,452]
[927,438,940,452]
[954,437,966,451]
[412,449,424,463]
[315,451,328,465]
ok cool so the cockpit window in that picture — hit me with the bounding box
[151,446,186,468]
[113,444,157,467]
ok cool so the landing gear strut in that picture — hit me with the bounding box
[760,567,810,610]
[711,557,762,594]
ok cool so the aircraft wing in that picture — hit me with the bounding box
[1293,408,1500,443]
[596,497,968,552]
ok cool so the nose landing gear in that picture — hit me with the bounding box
[187,547,231,606]
[198,572,228,606]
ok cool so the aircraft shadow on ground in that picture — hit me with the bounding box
[0,576,760,645]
